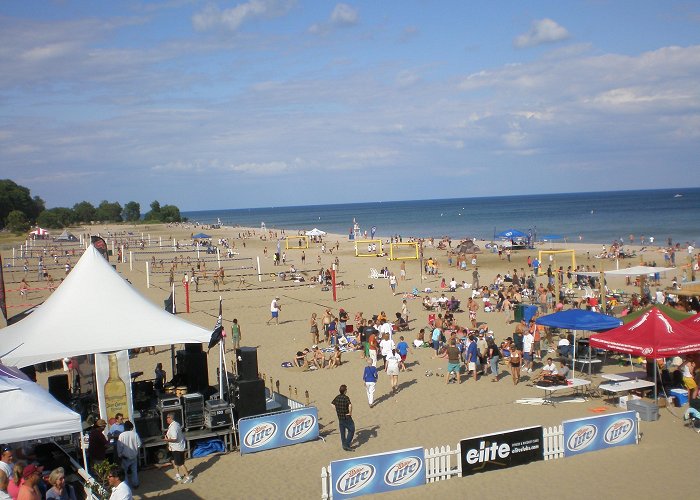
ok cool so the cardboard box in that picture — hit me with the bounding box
[618,394,641,408]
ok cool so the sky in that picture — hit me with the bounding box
[1,0,699,212]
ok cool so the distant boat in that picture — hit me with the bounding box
[674,194,683,198]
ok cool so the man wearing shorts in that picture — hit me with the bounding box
[466,335,479,382]
[164,413,192,484]
[266,296,281,325]
[446,340,462,384]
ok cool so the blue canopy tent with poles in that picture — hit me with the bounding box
[192,232,211,239]
[536,309,622,376]
[495,229,527,239]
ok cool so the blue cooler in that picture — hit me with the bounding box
[670,388,689,406]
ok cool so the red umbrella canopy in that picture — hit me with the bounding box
[589,307,700,359]
[681,313,700,333]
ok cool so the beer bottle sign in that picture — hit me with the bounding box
[95,350,133,423]
[104,353,129,420]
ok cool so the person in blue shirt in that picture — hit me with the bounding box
[362,358,379,407]
[466,336,479,382]
[396,336,409,372]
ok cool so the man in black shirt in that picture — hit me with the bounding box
[331,384,355,451]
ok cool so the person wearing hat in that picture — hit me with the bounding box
[266,296,281,325]
[18,464,42,500]
[0,446,12,483]
[88,419,109,473]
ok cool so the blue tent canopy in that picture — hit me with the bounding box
[536,309,622,375]
[192,233,211,239]
[495,229,526,239]
[536,309,621,331]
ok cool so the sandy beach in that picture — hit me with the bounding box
[3,223,697,500]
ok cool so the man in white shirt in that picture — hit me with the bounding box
[379,334,395,370]
[117,421,142,488]
[266,296,281,325]
[0,446,12,481]
[522,331,534,373]
[0,469,11,500]
[378,319,393,341]
[107,466,133,500]
[540,358,558,378]
[164,413,192,484]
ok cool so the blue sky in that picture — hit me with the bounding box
[1,0,699,211]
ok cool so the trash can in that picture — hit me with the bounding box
[514,304,526,323]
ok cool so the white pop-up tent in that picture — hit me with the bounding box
[0,245,211,368]
[305,228,326,237]
[0,364,82,442]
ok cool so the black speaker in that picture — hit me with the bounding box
[48,374,71,405]
[176,351,209,393]
[185,343,203,354]
[135,415,162,439]
[235,379,266,419]
[236,347,259,381]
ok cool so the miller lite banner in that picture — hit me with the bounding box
[330,447,425,498]
[563,411,638,457]
[238,407,319,455]
[460,426,543,477]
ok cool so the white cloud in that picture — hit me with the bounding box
[514,18,569,48]
[330,3,358,26]
[152,159,290,175]
[192,0,293,32]
[309,3,358,35]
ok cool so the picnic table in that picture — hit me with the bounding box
[535,378,591,406]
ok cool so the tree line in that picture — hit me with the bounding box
[0,179,183,233]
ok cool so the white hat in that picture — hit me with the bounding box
[312,344,318,349]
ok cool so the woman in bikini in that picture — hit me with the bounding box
[509,346,522,385]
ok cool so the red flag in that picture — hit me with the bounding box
[0,255,7,321]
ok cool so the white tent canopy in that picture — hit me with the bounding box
[0,245,211,368]
[305,228,326,236]
[575,266,675,277]
[0,364,82,442]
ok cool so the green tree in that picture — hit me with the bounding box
[95,200,123,222]
[144,200,162,221]
[37,207,74,229]
[159,204,182,223]
[122,201,141,222]
[0,179,43,228]
[72,201,97,223]
[5,210,30,233]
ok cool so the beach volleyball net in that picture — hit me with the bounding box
[355,239,383,257]
[537,249,576,275]
[285,235,309,249]
[388,242,419,260]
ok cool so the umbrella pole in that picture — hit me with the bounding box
[654,359,658,402]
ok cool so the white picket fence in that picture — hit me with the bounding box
[320,425,565,499]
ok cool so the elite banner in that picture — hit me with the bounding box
[563,411,638,457]
[330,447,425,498]
[238,406,319,455]
[460,426,543,477]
